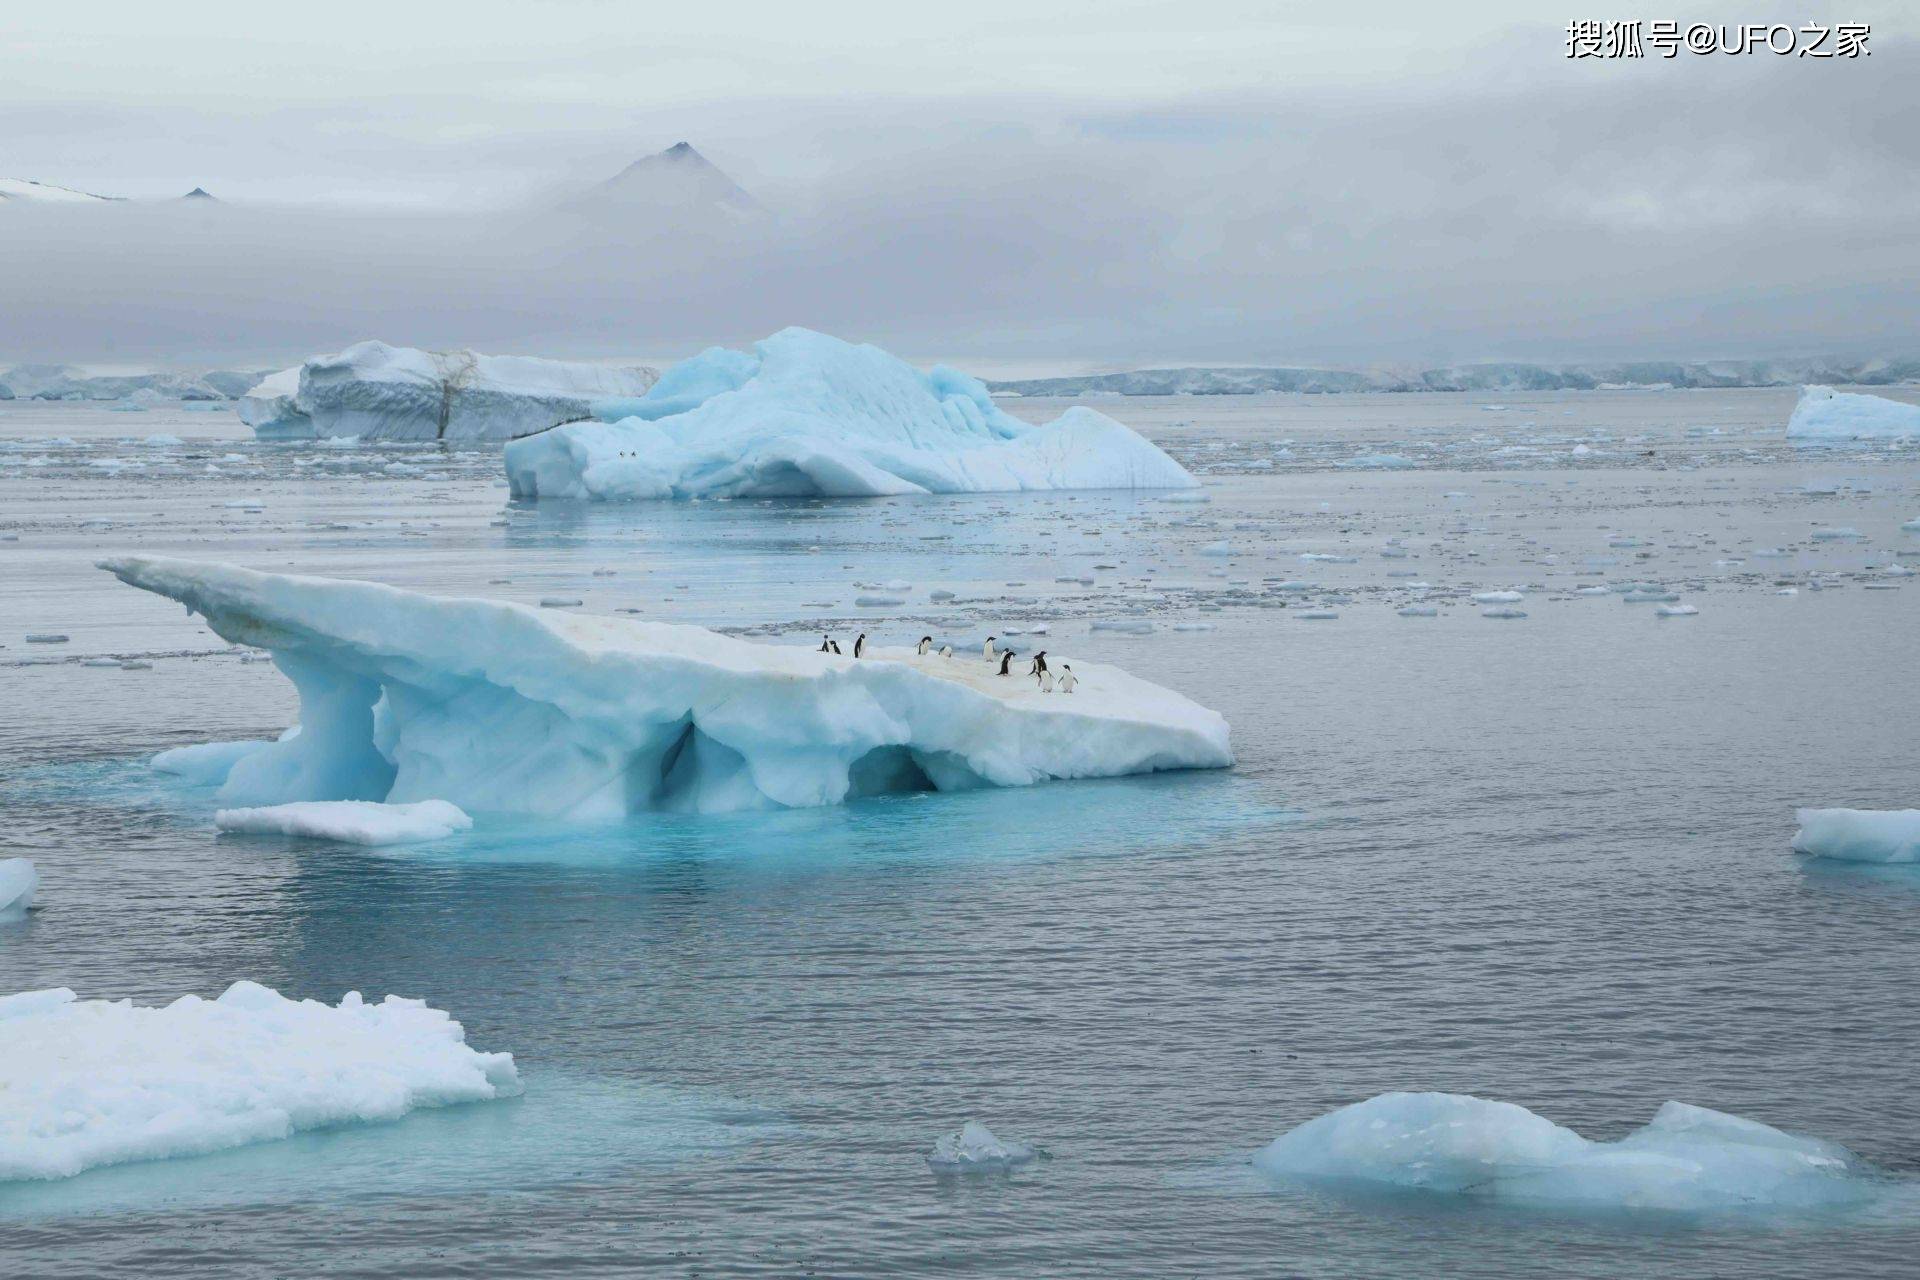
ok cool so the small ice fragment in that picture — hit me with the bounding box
[1198,541,1233,557]
[25,634,69,644]
[0,859,36,918]
[855,595,906,607]
[1089,619,1153,634]
[1654,604,1698,617]
[1792,808,1920,863]
[1480,607,1527,619]
[1296,610,1339,621]
[1471,590,1523,604]
[927,1120,1037,1173]
[214,800,473,847]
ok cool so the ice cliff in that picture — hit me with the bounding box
[239,342,659,441]
[502,328,1197,500]
[102,556,1231,818]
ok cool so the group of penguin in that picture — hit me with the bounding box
[815,632,1077,693]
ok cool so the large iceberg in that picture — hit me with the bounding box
[239,341,659,441]
[0,982,519,1182]
[1254,1091,1874,1213]
[102,556,1232,819]
[1786,386,1920,441]
[1792,808,1920,863]
[503,328,1197,500]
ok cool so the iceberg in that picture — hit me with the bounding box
[503,328,1197,500]
[1792,808,1920,863]
[0,982,519,1182]
[103,556,1232,819]
[927,1120,1039,1173]
[1254,1091,1874,1213]
[152,738,276,785]
[216,799,473,846]
[0,858,36,918]
[1787,386,1920,441]
[239,342,659,441]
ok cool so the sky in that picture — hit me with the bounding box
[1,1,1913,371]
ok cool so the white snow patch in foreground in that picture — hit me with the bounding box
[0,859,36,918]
[216,799,473,846]
[927,1120,1038,1173]
[0,982,519,1182]
[1792,808,1920,864]
[106,556,1230,819]
[1787,386,1920,442]
[1255,1091,1873,1212]
[504,328,1196,501]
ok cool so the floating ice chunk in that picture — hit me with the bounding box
[538,597,583,608]
[1335,453,1417,470]
[0,859,36,918]
[504,329,1196,501]
[103,557,1230,818]
[855,594,906,607]
[1655,604,1699,617]
[152,739,276,785]
[216,799,474,846]
[926,1120,1037,1173]
[1787,386,1920,441]
[1396,605,1438,617]
[1199,540,1234,557]
[1172,622,1216,632]
[1254,1091,1872,1213]
[1792,808,1920,863]
[1471,590,1524,604]
[1481,607,1527,619]
[0,982,519,1182]
[1089,619,1155,634]
[25,633,68,644]
[1157,491,1210,504]
[1296,610,1338,621]
[1903,519,1920,533]
[141,433,184,447]
[929,589,956,602]
[1810,527,1865,542]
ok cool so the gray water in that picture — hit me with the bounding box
[3,389,1919,1277]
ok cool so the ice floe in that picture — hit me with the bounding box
[0,982,519,1182]
[927,1121,1038,1173]
[503,328,1195,500]
[1792,808,1920,864]
[215,799,474,846]
[105,556,1231,819]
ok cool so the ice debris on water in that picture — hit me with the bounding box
[926,1121,1038,1173]
[1792,808,1920,863]
[0,859,37,919]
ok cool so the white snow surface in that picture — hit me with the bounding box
[216,799,473,846]
[503,328,1197,500]
[927,1120,1037,1172]
[105,556,1231,819]
[1255,1091,1870,1212]
[1786,386,1920,441]
[240,342,658,441]
[0,982,519,1182]
[0,859,36,918]
[1792,808,1920,863]
[0,177,112,204]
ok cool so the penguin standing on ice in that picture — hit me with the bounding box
[939,644,952,659]
[983,636,998,662]
[1027,650,1048,683]
[853,633,866,658]
[830,639,842,655]
[917,636,932,656]
[1040,668,1056,693]
[1057,664,1076,693]
[818,635,833,653]
[998,649,1016,676]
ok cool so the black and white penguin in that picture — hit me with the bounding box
[853,633,866,658]
[1057,664,1076,693]
[917,636,932,656]
[1039,668,1056,693]
[818,635,832,653]
[1028,650,1048,681]
[939,644,953,659]
[983,636,998,662]
[830,640,842,655]
[998,650,1015,676]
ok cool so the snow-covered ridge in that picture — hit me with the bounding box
[504,327,1197,500]
[0,982,518,1183]
[240,341,659,441]
[0,177,117,204]
[103,556,1232,819]
[1787,385,1920,441]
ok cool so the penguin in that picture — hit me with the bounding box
[1028,650,1048,682]
[830,640,842,655]
[983,636,998,662]
[917,636,932,656]
[1057,664,1076,694]
[998,650,1015,676]
[818,635,832,653]
[1040,669,1056,693]
[939,644,953,659]
[853,633,866,658]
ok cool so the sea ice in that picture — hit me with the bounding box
[1254,1091,1873,1212]
[503,328,1196,500]
[926,1120,1037,1173]
[215,799,474,846]
[1471,590,1524,604]
[1787,386,1920,441]
[1792,808,1920,863]
[106,557,1231,819]
[0,982,519,1182]
[0,859,36,918]
[1334,453,1418,470]
[240,343,658,441]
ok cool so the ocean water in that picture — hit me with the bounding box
[3,389,1919,1277]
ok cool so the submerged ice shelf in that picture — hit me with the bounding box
[0,982,518,1183]
[504,327,1197,500]
[103,556,1231,819]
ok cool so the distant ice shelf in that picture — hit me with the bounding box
[503,327,1197,500]
[103,556,1232,820]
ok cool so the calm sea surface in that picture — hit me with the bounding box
[3,389,1918,1277]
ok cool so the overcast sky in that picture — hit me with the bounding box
[2,1,1912,370]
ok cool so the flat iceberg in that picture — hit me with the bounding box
[216,799,473,846]
[1792,808,1920,863]
[104,556,1231,819]
[1254,1091,1873,1212]
[240,342,658,441]
[927,1120,1038,1173]
[0,982,519,1182]
[503,328,1197,500]
[1787,386,1920,441]
[0,858,36,918]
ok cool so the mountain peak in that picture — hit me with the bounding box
[181,187,216,200]
[576,143,765,220]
